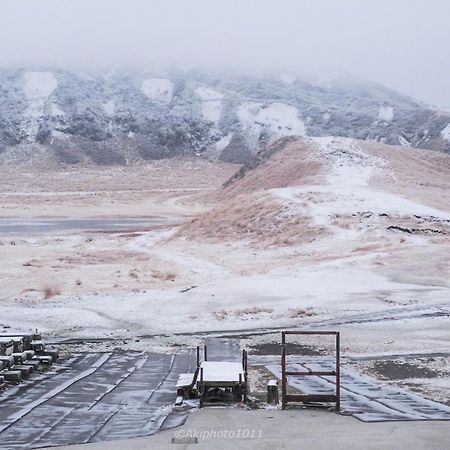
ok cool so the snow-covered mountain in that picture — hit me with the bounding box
[0,68,449,166]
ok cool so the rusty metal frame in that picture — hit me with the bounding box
[281,330,340,412]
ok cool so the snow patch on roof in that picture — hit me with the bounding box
[141,78,173,103]
[440,123,450,141]
[378,106,394,121]
[238,102,306,148]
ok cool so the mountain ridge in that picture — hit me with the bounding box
[0,67,449,167]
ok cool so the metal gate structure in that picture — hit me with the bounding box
[281,330,340,412]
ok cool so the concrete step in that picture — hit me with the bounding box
[11,365,33,378]
[0,356,15,369]
[3,370,22,382]
[23,350,35,360]
[43,349,59,361]
[12,353,28,365]
[23,360,42,371]
[37,355,53,368]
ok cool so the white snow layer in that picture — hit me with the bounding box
[274,136,450,227]
[23,72,57,100]
[50,102,65,118]
[103,100,116,116]
[195,87,224,125]
[200,361,244,382]
[22,72,58,140]
[238,102,306,147]
[441,123,450,141]
[201,101,222,125]
[141,78,173,103]
[378,106,394,121]
[195,87,224,101]
[398,135,411,148]
[215,133,233,151]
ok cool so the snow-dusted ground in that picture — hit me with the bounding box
[141,78,173,103]
[0,137,449,404]
[378,105,394,122]
[22,71,58,140]
[238,102,306,148]
[441,123,450,141]
[195,87,223,125]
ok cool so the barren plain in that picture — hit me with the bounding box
[1,137,449,404]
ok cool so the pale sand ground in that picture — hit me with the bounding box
[0,139,449,403]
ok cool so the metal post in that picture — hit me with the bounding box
[243,349,248,403]
[204,345,207,361]
[335,332,340,412]
[242,349,248,371]
[196,346,200,367]
[199,367,204,407]
[244,371,248,403]
[267,380,279,405]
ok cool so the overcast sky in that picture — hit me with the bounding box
[1,0,449,106]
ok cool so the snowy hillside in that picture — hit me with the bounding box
[0,68,449,167]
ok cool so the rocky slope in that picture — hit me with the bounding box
[0,68,449,167]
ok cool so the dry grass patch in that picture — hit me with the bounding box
[212,310,228,320]
[234,307,274,316]
[128,270,139,279]
[151,270,177,281]
[287,307,316,318]
[177,191,326,247]
[42,285,61,299]
[222,137,326,196]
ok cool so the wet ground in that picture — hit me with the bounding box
[371,360,440,380]
[0,217,167,235]
[248,342,323,356]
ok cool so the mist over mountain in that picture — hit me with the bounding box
[1,67,449,167]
